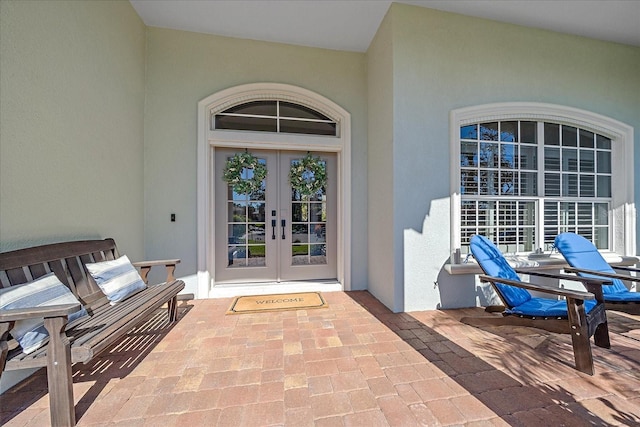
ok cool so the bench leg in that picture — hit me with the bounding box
[44,316,75,426]
[168,295,178,322]
[566,298,594,375]
[0,322,12,373]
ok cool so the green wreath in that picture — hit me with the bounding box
[223,151,267,195]
[289,153,327,197]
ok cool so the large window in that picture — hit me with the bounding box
[451,103,635,257]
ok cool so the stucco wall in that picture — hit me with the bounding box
[0,0,146,255]
[143,28,368,290]
[366,12,399,311]
[0,0,146,393]
[386,4,640,311]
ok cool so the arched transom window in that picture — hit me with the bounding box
[212,100,338,136]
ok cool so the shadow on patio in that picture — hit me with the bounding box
[347,291,640,426]
[1,291,639,426]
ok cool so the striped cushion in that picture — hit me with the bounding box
[0,273,87,354]
[86,255,146,304]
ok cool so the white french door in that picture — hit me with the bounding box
[214,148,337,284]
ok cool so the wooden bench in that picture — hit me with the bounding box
[0,239,186,426]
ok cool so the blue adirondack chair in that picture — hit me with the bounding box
[555,232,640,314]
[465,234,611,375]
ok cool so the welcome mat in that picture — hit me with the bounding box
[227,292,327,314]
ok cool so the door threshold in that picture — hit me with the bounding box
[210,281,343,298]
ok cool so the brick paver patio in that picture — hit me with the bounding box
[1,291,639,426]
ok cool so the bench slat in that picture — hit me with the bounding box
[47,260,69,287]
[5,267,27,287]
[28,263,48,281]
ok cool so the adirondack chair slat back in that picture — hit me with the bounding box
[470,234,532,308]
[0,239,120,304]
[554,233,628,294]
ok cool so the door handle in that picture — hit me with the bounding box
[281,219,286,240]
[271,219,276,240]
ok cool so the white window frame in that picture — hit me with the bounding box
[450,102,635,256]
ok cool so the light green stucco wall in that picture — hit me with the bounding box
[379,4,640,311]
[367,11,399,311]
[143,28,368,289]
[0,0,146,256]
[0,0,145,393]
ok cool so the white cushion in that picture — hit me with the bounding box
[86,255,146,304]
[0,273,87,354]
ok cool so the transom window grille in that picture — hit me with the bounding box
[459,120,612,254]
[213,100,337,136]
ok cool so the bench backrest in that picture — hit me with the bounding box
[0,239,120,305]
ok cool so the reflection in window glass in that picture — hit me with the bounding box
[460,124,478,139]
[459,119,613,253]
[480,122,499,141]
[500,121,518,142]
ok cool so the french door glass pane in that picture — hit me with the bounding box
[290,157,327,266]
[226,155,267,269]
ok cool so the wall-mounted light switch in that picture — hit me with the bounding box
[171,214,176,222]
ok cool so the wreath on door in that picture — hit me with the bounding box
[289,153,327,197]
[222,151,267,195]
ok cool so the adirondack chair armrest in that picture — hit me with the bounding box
[515,269,613,286]
[609,265,640,274]
[515,268,611,302]
[0,303,81,323]
[563,266,640,283]
[478,274,595,300]
[132,259,181,284]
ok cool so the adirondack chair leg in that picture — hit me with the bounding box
[566,298,594,375]
[583,284,611,349]
[44,316,76,426]
[593,321,611,348]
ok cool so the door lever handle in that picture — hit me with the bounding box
[271,219,276,240]
[281,219,286,240]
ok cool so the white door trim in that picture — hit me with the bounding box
[197,83,352,298]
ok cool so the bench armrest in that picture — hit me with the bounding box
[478,274,596,300]
[0,303,81,323]
[132,259,181,284]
